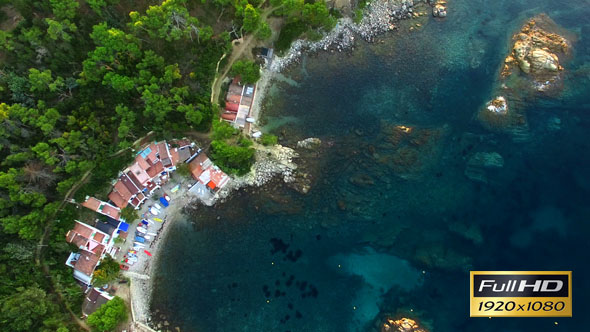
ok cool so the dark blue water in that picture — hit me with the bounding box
[152,0,590,331]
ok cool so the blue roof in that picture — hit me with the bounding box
[118,222,129,232]
[159,197,169,207]
[139,147,152,158]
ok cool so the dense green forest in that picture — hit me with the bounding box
[0,0,340,330]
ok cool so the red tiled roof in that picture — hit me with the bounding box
[170,148,180,166]
[93,232,105,243]
[135,154,151,170]
[99,203,121,220]
[130,196,140,208]
[136,192,146,201]
[225,102,239,112]
[126,171,145,191]
[221,112,237,121]
[146,143,159,164]
[71,221,94,238]
[88,243,105,255]
[67,233,88,248]
[189,154,211,180]
[120,174,141,194]
[73,251,100,276]
[146,161,164,178]
[209,167,229,189]
[81,197,101,212]
[207,181,216,189]
[114,180,133,200]
[108,191,128,209]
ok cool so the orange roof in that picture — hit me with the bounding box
[225,102,239,112]
[135,154,150,170]
[108,190,128,209]
[99,203,121,220]
[81,197,101,212]
[221,112,237,121]
[189,153,211,180]
[93,232,105,244]
[146,161,164,178]
[113,180,133,200]
[207,181,216,189]
[71,221,94,238]
[170,148,180,166]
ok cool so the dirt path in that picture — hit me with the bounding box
[210,5,281,105]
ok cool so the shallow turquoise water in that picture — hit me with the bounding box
[152,0,590,331]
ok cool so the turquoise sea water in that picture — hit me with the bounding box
[152,0,590,331]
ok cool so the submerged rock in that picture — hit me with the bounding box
[431,0,447,18]
[297,137,322,149]
[501,14,571,91]
[381,317,428,332]
[464,152,504,183]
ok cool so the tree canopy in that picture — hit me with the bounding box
[87,296,127,331]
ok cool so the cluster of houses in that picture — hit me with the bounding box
[63,139,231,315]
[221,76,256,128]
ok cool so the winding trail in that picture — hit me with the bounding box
[33,131,159,332]
[210,4,281,105]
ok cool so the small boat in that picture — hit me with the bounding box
[141,219,150,226]
[142,235,152,240]
[246,117,255,123]
[154,203,162,210]
[163,193,171,201]
[136,227,147,234]
[119,264,129,271]
[134,236,145,243]
[154,218,163,222]
[149,207,159,215]
[144,250,152,257]
[147,219,156,224]
[147,232,157,236]
[159,197,169,207]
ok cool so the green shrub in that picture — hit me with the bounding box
[276,20,308,53]
[231,60,260,84]
[210,140,255,175]
[87,296,127,331]
[259,134,278,146]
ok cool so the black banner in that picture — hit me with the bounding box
[473,274,569,297]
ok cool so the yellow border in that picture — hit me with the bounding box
[470,271,572,317]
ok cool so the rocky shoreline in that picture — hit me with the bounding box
[270,0,443,72]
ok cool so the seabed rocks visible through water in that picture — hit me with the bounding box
[150,0,590,331]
